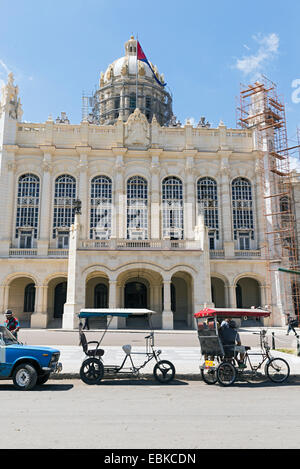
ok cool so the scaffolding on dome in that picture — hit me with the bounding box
[237,75,300,321]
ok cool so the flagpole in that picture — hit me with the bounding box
[136,33,138,110]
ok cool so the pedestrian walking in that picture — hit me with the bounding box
[4,309,20,339]
[286,314,299,336]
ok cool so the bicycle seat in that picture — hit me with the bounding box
[245,346,251,351]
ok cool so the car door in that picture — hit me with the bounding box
[0,334,8,377]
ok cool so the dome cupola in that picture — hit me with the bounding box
[88,36,173,126]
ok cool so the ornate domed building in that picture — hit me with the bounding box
[0,37,299,330]
[87,36,173,126]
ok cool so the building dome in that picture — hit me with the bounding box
[89,36,172,126]
[103,36,165,84]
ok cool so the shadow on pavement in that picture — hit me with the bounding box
[0,383,74,392]
[93,378,188,386]
[227,374,300,389]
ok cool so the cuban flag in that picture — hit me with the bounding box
[137,41,166,87]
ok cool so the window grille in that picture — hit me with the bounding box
[197,177,219,244]
[127,176,148,239]
[90,176,112,239]
[53,175,76,238]
[232,177,254,241]
[162,177,183,240]
[16,174,40,239]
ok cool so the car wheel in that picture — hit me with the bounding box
[12,364,38,391]
[37,372,51,385]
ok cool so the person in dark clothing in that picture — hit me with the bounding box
[286,314,299,336]
[219,319,246,368]
[4,309,20,339]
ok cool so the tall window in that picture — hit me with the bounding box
[162,176,183,240]
[114,96,120,119]
[197,177,219,249]
[145,96,152,121]
[129,93,136,113]
[53,175,76,243]
[90,176,112,239]
[232,177,254,250]
[16,174,40,247]
[280,196,290,227]
[127,176,148,239]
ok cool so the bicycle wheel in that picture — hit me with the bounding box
[201,367,218,385]
[80,358,104,385]
[266,358,290,383]
[217,362,236,386]
[153,360,175,383]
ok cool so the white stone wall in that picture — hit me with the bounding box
[0,78,289,328]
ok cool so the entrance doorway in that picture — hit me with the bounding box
[124,281,148,329]
[125,281,147,308]
[54,282,67,318]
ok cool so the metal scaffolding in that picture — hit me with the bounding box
[237,75,300,321]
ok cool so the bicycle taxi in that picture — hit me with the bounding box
[194,307,290,386]
[77,308,176,385]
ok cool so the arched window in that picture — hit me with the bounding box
[197,177,219,249]
[24,283,36,312]
[16,174,40,247]
[90,176,112,239]
[53,175,76,243]
[127,176,148,239]
[162,176,183,240]
[232,177,254,250]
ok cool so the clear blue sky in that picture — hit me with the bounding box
[0,0,299,150]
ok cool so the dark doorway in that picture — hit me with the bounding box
[94,283,108,308]
[54,282,67,318]
[24,283,36,312]
[125,282,147,308]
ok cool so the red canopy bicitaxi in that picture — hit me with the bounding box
[194,307,270,319]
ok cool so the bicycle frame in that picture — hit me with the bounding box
[102,332,162,376]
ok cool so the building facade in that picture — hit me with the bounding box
[0,37,297,329]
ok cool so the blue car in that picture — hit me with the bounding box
[0,325,62,390]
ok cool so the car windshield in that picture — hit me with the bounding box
[0,326,19,345]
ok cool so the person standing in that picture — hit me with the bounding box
[4,309,20,339]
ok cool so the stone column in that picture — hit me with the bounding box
[227,285,237,308]
[218,152,234,257]
[254,155,264,250]
[0,149,16,255]
[150,153,161,239]
[76,148,90,240]
[112,151,126,239]
[162,279,173,329]
[184,153,196,240]
[63,211,84,329]
[108,280,119,329]
[31,285,48,328]
[37,148,53,256]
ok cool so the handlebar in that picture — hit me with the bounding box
[145,332,154,339]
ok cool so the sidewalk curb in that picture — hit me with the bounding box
[51,372,202,381]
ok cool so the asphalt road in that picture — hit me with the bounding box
[1,378,300,449]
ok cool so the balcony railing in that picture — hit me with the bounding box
[80,239,203,251]
[9,249,38,257]
[234,250,261,258]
